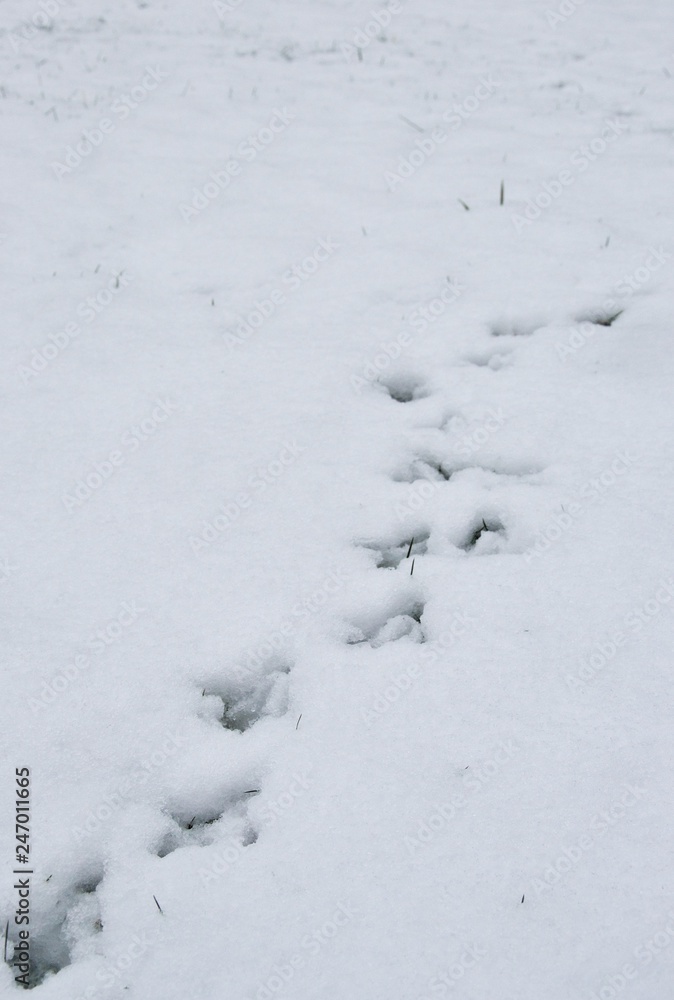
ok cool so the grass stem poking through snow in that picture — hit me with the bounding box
[406,537,415,559]
[399,114,424,132]
[296,713,302,730]
[458,198,470,211]
[153,895,164,915]
[595,309,623,327]
[410,558,415,577]
[500,180,504,205]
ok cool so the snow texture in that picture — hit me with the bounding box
[1,0,673,998]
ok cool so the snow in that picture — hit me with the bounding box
[1,0,674,997]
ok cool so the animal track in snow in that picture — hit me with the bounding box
[375,372,429,403]
[455,514,523,556]
[360,530,430,569]
[152,660,293,860]
[156,794,260,858]
[391,454,452,483]
[7,869,105,987]
[393,452,542,486]
[462,346,514,370]
[200,661,291,733]
[459,516,506,552]
[490,316,547,338]
[575,308,623,328]
[346,592,426,647]
[9,665,294,987]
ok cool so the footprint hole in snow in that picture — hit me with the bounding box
[63,888,104,961]
[346,595,426,647]
[242,823,259,847]
[463,348,513,370]
[370,613,425,647]
[376,372,429,403]
[361,530,430,569]
[575,308,624,328]
[156,808,260,858]
[458,516,507,553]
[451,459,545,482]
[6,869,106,987]
[201,664,290,733]
[391,455,451,483]
[490,316,547,338]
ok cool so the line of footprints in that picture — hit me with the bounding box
[343,306,622,649]
[17,665,292,985]
[345,367,514,650]
[14,308,620,986]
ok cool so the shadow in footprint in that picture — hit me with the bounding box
[462,347,513,370]
[394,454,545,488]
[391,455,451,483]
[156,799,260,859]
[490,317,547,338]
[575,309,623,328]
[458,516,508,555]
[5,869,105,988]
[361,531,430,569]
[346,593,426,648]
[201,661,290,734]
[376,372,428,403]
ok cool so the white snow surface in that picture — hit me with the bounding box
[1,0,674,998]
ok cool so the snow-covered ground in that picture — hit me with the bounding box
[1,0,674,997]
